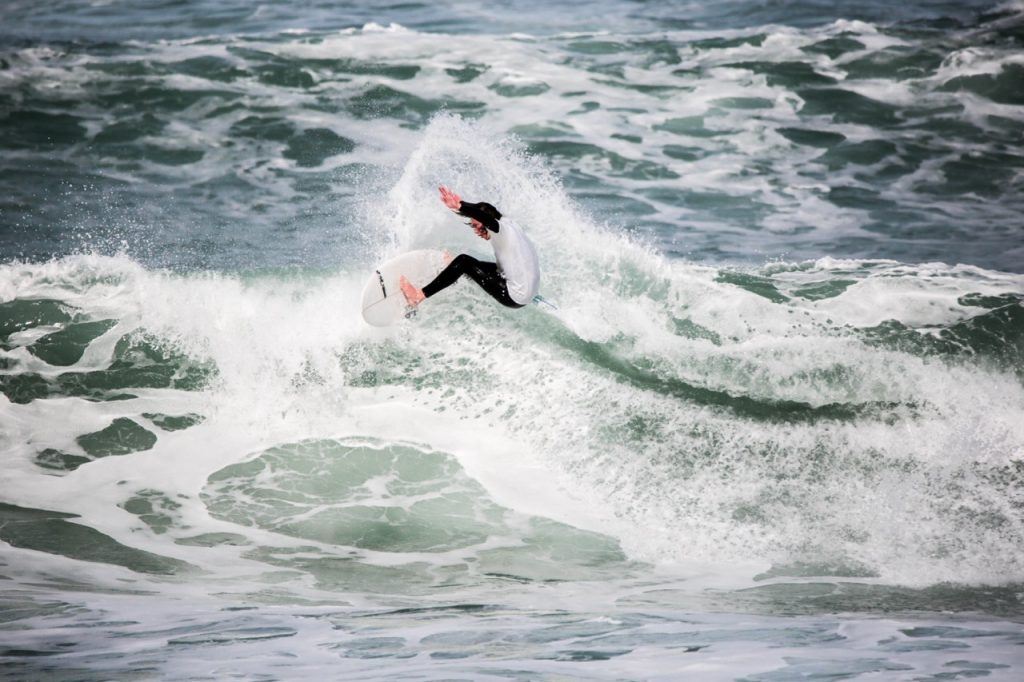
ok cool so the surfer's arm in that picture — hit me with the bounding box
[439,186,498,238]
[439,186,461,212]
[460,202,499,234]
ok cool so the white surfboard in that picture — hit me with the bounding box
[361,249,447,327]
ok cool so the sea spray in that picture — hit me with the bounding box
[2,121,1023,584]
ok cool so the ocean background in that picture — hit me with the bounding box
[1,0,1023,679]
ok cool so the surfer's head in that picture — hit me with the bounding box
[458,201,501,232]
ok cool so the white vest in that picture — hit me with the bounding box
[490,218,540,305]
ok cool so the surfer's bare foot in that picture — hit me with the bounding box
[399,276,425,307]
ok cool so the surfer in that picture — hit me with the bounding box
[399,186,540,309]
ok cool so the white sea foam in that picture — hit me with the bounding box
[3,116,1023,593]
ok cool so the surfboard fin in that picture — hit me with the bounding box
[532,295,558,310]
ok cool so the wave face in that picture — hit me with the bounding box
[2,1,1024,679]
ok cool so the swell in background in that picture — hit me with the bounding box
[1,4,1022,270]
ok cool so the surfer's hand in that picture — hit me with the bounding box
[471,222,490,240]
[439,186,461,212]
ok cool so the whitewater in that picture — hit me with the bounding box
[2,1,1023,679]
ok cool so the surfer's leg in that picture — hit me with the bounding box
[462,260,524,308]
[421,253,475,298]
[464,261,524,307]
[400,252,466,307]
[422,254,522,308]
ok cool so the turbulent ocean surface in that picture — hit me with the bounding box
[2,1,1024,679]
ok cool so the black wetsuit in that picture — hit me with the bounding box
[422,253,524,309]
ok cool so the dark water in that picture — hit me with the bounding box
[0,0,1022,270]
[0,0,1002,39]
